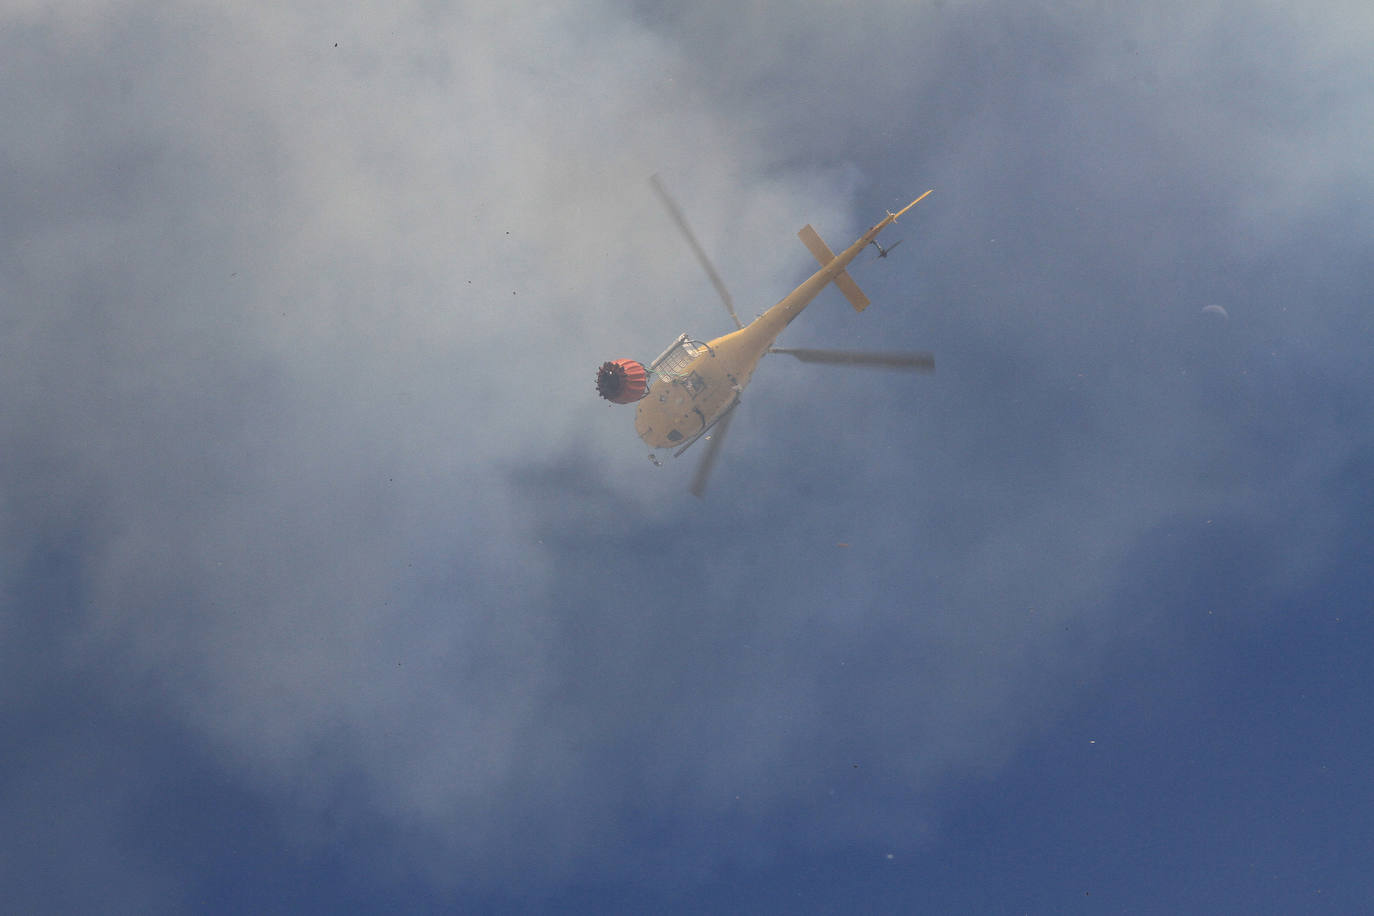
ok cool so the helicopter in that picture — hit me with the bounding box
[596,176,936,497]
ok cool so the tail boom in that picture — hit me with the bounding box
[796,190,932,312]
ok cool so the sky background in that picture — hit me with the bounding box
[3,1,1372,912]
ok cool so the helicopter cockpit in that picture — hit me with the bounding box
[647,332,713,382]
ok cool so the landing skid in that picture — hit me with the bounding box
[672,396,741,458]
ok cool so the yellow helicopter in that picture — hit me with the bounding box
[596,177,935,496]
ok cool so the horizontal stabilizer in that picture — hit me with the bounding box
[797,223,836,265]
[798,224,870,312]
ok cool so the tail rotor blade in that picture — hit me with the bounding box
[689,407,736,499]
[769,348,936,371]
[650,174,744,330]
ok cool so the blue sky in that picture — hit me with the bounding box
[4,1,1372,912]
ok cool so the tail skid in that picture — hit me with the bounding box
[887,189,933,224]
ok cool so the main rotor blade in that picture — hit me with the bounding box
[689,407,736,499]
[769,348,936,371]
[650,174,744,330]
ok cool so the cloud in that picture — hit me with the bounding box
[1,0,867,889]
[4,0,1372,903]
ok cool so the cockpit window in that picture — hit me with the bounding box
[648,332,709,380]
